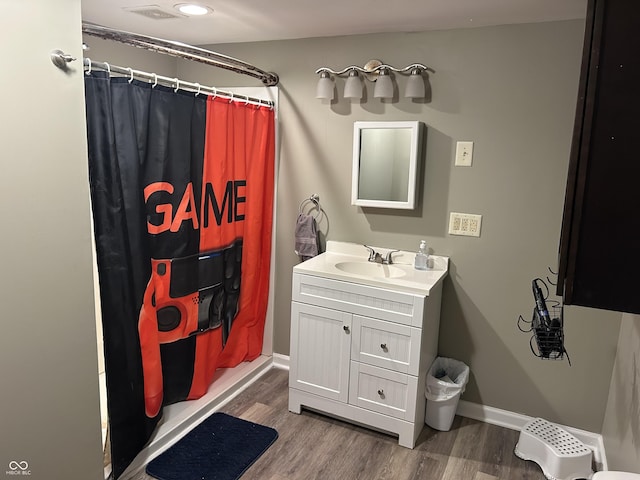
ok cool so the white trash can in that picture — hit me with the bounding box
[425,357,469,431]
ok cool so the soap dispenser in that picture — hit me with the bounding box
[414,240,428,270]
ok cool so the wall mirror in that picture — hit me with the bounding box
[351,121,423,209]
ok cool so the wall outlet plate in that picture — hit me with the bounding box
[449,212,482,237]
[455,141,474,167]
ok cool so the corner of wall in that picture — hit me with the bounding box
[601,313,640,473]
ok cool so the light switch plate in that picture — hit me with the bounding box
[455,141,474,167]
[449,212,482,237]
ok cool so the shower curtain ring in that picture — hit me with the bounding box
[211,87,217,98]
[85,58,92,75]
[194,83,201,96]
[127,68,134,83]
[173,78,180,93]
[104,62,110,77]
[151,73,158,88]
[229,92,234,103]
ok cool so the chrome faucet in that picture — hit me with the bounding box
[363,245,399,265]
[363,245,382,263]
[383,250,399,265]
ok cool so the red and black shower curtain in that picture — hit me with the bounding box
[84,72,274,479]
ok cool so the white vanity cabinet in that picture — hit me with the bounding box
[289,270,443,448]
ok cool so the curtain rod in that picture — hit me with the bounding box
[84,58,275,108]
[82,23,279,87]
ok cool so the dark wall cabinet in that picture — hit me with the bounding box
[558,0,640,314]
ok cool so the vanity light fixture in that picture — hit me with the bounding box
[373,67,393,99]
[315,59,432,102]
[315,70,335,100]
[405,67,426,99]
[343,70,363,99]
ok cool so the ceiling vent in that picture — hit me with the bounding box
[123,5,184,20]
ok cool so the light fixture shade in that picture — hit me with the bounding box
[405,71,425,99]
[176,4,212,15]
[343,71,363,99]
[315,72,334,100]
[373,69,393,99]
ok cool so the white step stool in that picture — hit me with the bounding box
[515,417,593,480]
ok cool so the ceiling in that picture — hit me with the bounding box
[81,0,588,46]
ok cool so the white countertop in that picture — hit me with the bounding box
[293,240,449,296]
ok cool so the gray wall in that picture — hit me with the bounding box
[0,1,103,478]
[602,313,640,472]
[87,20,623,434]
[179,21,621,433]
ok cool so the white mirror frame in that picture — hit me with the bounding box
[351,121,423,210]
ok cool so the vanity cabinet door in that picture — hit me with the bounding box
[290,302,352,402]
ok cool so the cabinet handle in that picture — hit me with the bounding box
[343,325,350,333]
[377,389,384,397]
[380,343,387,351]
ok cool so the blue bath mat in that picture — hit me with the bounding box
[146,412,278,480]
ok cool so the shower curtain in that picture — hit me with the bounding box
[84,72,275,479]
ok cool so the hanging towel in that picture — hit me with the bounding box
[294,213,319,261]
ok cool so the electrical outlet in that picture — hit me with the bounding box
[455,141,474,167]
[449,212,482,237]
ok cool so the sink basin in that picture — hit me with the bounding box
[335,261,406,279]
[293,241,449,295]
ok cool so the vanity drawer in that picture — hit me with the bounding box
[292,272,424,327]
[349,362,417,421]
[351,316,421,376]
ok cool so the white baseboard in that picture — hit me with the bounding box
[272,353,290,370]
[457,399,607,470]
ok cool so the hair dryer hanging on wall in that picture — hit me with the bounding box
[518,269,571,365]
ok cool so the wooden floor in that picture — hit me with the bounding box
[131,368,546,480]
